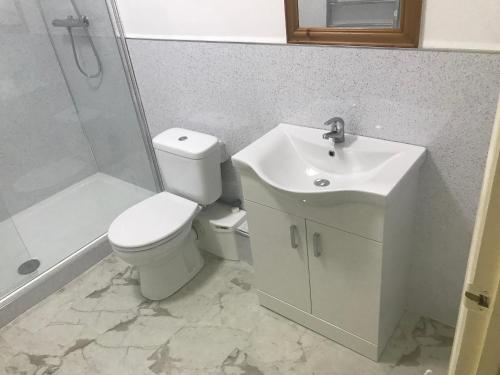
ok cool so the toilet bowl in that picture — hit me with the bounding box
[108,192,204,300]
[108,128,223,300]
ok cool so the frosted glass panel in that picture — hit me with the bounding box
[299,0,401,29]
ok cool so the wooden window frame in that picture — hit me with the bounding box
[284,0,423,48]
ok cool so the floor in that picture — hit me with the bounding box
[0,253,454,375]
[0,173,152,299]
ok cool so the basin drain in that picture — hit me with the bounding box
[18,259,40,275]
[314,178,331,187]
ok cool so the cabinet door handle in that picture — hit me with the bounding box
[290,225,299,249]
[313,232,322,257]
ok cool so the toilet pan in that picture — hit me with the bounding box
[108,192,204,300]
[114,227,203,300]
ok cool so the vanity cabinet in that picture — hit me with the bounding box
[241,167,420,361]
[233,123,425,361]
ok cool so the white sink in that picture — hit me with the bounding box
[232,123,425,202]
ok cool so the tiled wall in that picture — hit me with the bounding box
[127,40,500,325]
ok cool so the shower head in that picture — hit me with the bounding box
[52,15,89,28]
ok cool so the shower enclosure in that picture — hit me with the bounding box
[0,0,160,320]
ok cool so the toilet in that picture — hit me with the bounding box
[108,128,223,300]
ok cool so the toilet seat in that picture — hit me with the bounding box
[108,192,199,251]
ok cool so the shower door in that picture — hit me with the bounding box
[0,0,159,301]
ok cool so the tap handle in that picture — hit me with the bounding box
[324,117,345,131]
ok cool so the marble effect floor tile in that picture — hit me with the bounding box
[0,254,454,375]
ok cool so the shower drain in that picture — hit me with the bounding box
[17,259,41,275]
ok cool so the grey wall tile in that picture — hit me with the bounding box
[127,39,500,326]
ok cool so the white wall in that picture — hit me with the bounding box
[115,0,286,43]
[421,0,500,51]
[116,0,500,51]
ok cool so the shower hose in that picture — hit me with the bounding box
[67,25,102,79]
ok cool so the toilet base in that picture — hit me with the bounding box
[114,229,204,301]
[138,247,204,301]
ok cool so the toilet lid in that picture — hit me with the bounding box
[108,192,199,250]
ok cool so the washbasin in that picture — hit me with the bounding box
[232,123,425,202]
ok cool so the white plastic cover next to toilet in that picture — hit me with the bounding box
[108,192,199,251]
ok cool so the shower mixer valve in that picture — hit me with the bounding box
[52,15,89,29]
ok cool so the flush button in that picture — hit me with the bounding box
[178,136,188,141]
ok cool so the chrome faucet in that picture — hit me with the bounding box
[323,117,345,143]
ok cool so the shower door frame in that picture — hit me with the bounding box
[105,0,164,192]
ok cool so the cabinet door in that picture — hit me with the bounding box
[307,220,382,343]
[245,201,311,312]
